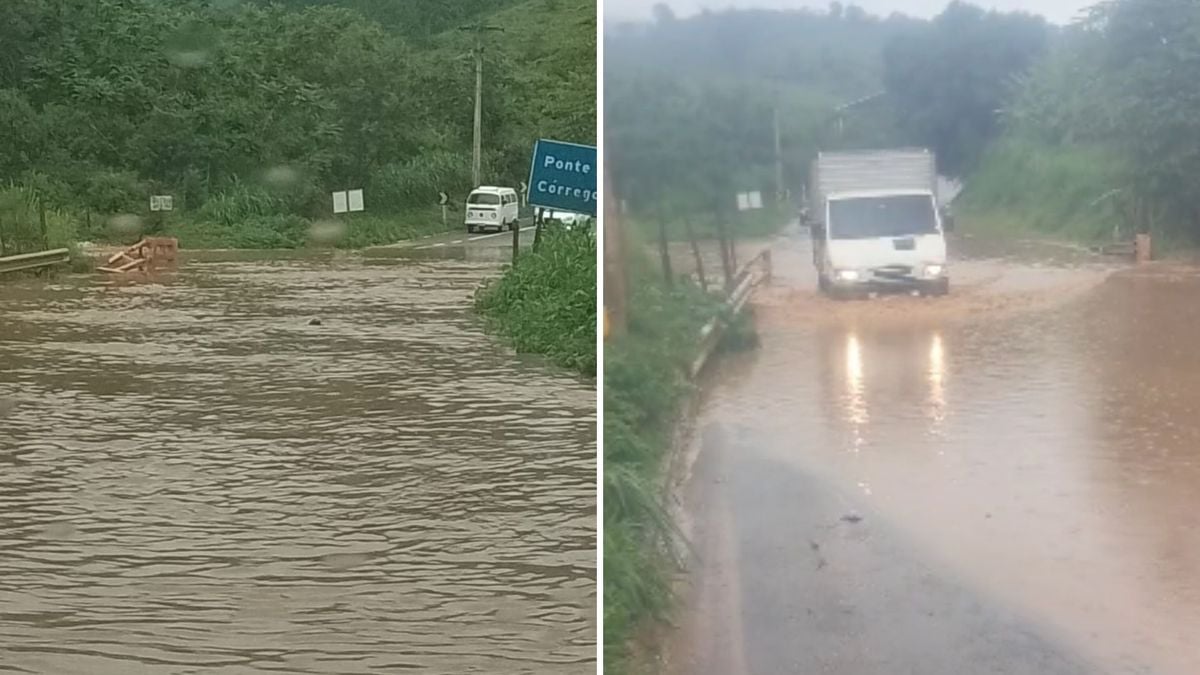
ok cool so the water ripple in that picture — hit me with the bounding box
[0,255,595,674]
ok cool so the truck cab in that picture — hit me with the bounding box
[810,149,950,297]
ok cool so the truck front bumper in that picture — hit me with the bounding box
[828,266,948,295]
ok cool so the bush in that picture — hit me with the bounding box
[195,182,288,226]
[169,213,309,249]
[474,226,597,375]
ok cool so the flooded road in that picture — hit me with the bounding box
[0,252,595,674]
[667,232,1200,674]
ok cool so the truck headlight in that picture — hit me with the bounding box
[924,265,944,278]
[836,269,860,282]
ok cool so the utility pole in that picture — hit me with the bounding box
[773,106,785,205]
[460,23,504,188]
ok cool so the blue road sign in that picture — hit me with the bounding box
[527,139,597,216]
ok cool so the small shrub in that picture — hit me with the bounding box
[475,226,597,375]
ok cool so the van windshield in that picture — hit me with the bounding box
[829,194,938,239]
[468,193,500,205]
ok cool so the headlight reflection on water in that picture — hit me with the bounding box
[844,333,869,442]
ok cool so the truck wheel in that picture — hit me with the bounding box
[466,224,475,234]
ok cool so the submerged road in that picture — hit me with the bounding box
[666,231,1199,674]
[0,252,595,674]
[370,222,540,261]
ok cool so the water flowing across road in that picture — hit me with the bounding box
[0,250,595,674]
[667,233,1200,675]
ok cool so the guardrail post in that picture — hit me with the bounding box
[657,213,673,287]
[511,215,521,264]
[684,218,707,291]
[39,202,49,250]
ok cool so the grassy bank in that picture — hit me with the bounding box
[956,138,1127,242]
[158,207,454,250]
[473,226,596,376]
[956,138,1200,257]
[604,249,753,671]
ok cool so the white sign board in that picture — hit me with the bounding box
[332,189,365,214]
[748,191,763,209]
[150,195,174,212]
[736,192,751,211]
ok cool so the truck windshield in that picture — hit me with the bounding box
[829,194,938,239]
[468,193,500,205]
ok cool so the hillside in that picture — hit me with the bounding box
[0,0,594,249]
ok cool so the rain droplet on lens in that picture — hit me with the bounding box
[309,220,345,245]
[165,21,219,68]
[109,214,144,236]
[263,165,301,189]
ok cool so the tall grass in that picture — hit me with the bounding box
[0,186,80,256]
[604,252,732,671]
[369,151,490,212]
[958,138,1128,241]
[474,226,597,375]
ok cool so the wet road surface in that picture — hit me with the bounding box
[369,223,540,260]
[0,252,595,674]
[666,231,1200,674]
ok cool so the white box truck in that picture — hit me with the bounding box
[809,148,950,297]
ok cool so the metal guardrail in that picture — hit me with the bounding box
[689,248,773,378]
[0,248,71,275]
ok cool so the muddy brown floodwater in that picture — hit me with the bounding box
[0,252,595,674]
[668,232,1200,675]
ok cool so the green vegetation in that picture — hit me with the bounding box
[605,5,922,231]
[0,186,79,256]
[0,0,594,249]
[957,139,1128,241]
[612,0,1200,248]
[882,2,1049,174]
[474,226,597,376]
[962,0,1200,246]
[603,254,725,670]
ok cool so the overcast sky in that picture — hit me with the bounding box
[604,0,1093,25]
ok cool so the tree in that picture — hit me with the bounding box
[882,2,1049,174]
[1090,0,1200,229]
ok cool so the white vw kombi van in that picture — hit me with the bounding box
[465,186,519,233]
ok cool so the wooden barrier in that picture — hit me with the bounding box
[98,237,178,274]
[1135,233,1151,264]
